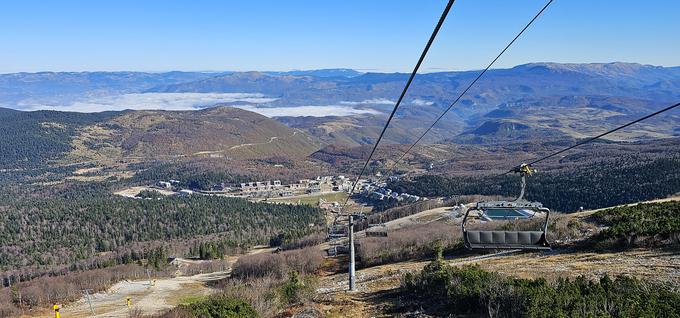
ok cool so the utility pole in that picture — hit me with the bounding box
[348,214,356,291]
[82,289,94,315]
[348,210,366,292]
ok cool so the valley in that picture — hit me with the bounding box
[4,0,680,315]
[1,62,679,318]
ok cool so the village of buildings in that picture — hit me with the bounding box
[133,173,424,206]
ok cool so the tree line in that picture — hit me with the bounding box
[0,109,115,168]
[391,157,680,212]
[402,258,680,317]
[593,201,680,248]
[0,188,323,272]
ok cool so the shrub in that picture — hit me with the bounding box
[402,260,680,317]
[280,232,326,250]
[357,222,462,267]
[182,296,259,318]
[278,271,307,305]
[214,277,280,318]
[0,264,170,313]
[593,201,680,248]
[231,247,322,279]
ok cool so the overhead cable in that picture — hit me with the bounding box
[340,0,456,212]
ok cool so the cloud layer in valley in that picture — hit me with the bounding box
[21,93,278,112]
[236,105,380,117]
[19,92,380,117]
[340,98,395,106]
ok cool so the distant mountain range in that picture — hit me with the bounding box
[150,62,680,106]
[0,71,222,108]
[264,68,363,78]
[1,62,679,149]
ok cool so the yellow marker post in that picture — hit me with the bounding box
[126,296,132,308]
[53,304,61,318]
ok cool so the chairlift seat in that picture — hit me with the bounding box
[461,163,551,250]
[366,231,388,237]
[462,204,551,250]
[464,230,550,250]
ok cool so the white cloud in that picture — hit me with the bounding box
[236,105,380,117]
[21,93,278,112]
[18,92,380,118]
[412,99,434,106]
[340,98,395,106]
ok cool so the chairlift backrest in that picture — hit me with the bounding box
[365,231,388,237]
[461,203,551,250]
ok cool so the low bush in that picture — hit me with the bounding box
[183,296,259,318]
[153,296,259,318]
[280,232,326,250]
[231,247,322,279]
[213,277,280,317]
[593,201,680,248]
[357,222,462,267]
[278,271,315,306]
[402,258,680,317]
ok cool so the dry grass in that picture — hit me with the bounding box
[232,247,323,279]
[357,221,462,267]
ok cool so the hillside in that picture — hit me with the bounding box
[278,110,460,146]
[2,63,679,148]
[457,95,680,144]
[0,107,119,168]
[152,62,680,145]
[153,63,680,105]
[68,106,321,161]
[0,106,321,169]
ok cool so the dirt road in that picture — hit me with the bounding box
[33,272,228,318]
[31,248,275,318]
[113,186,176,198]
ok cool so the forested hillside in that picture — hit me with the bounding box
[402,261,680,317]
[0,185,323,270]
[0,106,321,169]
[391,157,680,212]
[593,201,680,247]
[0,108,116,168]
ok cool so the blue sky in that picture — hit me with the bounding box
[1,0,678,73]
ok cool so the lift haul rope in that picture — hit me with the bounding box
[341,0,677,213]
[340,0,456,213]
[379,0,555,181]
[502,100,680,174]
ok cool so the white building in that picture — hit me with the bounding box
[157,181,172,189]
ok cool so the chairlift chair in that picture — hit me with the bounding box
[365,211,388,237]
[365,223,388,237]
[461,164,551,250]
[327,214,348,240]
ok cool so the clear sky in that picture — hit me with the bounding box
[1,0,678,73]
